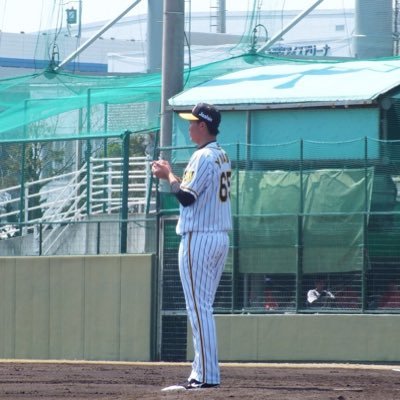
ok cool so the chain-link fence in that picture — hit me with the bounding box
[0,133,157,255]
[1,137,399,312]
[158,138,400,358]
[159,139,400,320]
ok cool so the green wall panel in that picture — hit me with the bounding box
[0,255,154,361]
[15,258,51,359]
[173,108,380,162]
[188,315,400,362]
[251,108,379,159]
[0,258,16,358]
[84,256,122,360]
[120,256,152,360]
[49,257,85,359]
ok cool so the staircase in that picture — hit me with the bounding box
[0,156,155,255]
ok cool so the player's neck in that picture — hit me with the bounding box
[196,132,217,148]
[197,139,216,149]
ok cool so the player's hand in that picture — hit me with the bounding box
[152,160,172,180]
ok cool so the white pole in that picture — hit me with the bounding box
[353,0,394,58]
[217,0,226,33]
[78,0,82,38]
[160,1,185,157]
[147,0,163,73]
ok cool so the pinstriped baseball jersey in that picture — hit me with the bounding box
[176,141,232,235]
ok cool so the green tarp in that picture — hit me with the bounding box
[232,168,374,273]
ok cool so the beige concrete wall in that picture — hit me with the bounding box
[3,256,400,363]
[0,255,154,361]
[187,314,400,362]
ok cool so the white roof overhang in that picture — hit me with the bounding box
[169,59,400,110]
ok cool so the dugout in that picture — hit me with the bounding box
[166,58,400,313]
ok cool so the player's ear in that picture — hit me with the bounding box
[199,120,207,130]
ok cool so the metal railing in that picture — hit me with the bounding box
[0,156,155,254]
[90,155,153,214]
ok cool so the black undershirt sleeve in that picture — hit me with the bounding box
[175,189,196,207]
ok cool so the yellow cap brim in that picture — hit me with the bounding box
[178,112,199,121]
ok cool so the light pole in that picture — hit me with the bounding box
[78,0,82,38]
[56,0,143,71]
[65,0,82,38]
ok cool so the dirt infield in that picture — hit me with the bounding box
[0,361,399,399]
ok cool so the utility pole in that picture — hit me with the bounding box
[147,0,163,73]
[353,0,393,58]
[394,0,399,55]
[78,0,82,38]
[217,0,226,33]
[210,0,226,33]
[159,0,185,165]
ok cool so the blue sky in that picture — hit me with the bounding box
[0,0,354,34]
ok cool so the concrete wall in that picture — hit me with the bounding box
[188,314,400,363]
[0,254,154,361]
[2,254,400,363]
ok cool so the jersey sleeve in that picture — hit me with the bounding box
[180,152,211,200]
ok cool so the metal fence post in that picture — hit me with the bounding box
[107,163,113,214]
[19,142,26,234]
[232,142,240,311]
[97,221,101,254]
[39,223,43,256]
[120,131,131,253]
[86,140,92,215]
[103,104,108,213]
[86,89,92,216]
[24,186,29,235]
[296,139,304,311]
[362,136,369,312]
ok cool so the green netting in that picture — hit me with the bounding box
[0,52,353,143]
[1,0,398,143]
[0,70,163,141]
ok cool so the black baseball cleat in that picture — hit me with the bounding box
[161,379,219,391]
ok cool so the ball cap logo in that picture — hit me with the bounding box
[178,102,221,133]
[197,111,212,122]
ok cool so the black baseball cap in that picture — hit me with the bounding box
[179,103,221,134]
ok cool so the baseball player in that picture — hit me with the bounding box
[152,103,232,391]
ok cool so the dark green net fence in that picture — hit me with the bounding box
[159,139,400,316]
